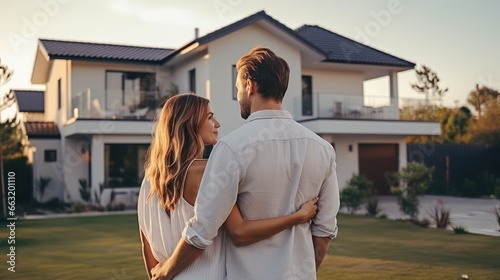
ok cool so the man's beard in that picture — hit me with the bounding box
[239,98,251,120]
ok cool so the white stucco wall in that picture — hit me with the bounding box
[320,134,406,190]
[170,51,209,98]
[205,24,302,136]
[63,137,91,203]
[45,59,70,124]
[30,139,64,202]
[302,68,364,96]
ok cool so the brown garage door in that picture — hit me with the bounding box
[358,144,399,195]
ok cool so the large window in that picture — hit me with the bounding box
[302,75,313,116]
[189,68,196,93]
[105,71,156,111]
[104,144,149,188]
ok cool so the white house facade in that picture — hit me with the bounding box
[23,11,440,206]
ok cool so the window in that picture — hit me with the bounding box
[104,144,149,188]
[189,68,196,93]
[44,150,57,162]
[232,65,238,100]
[105,71,156,111]
[302,75,313,115]
[57,79,61,110]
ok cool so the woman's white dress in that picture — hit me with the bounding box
[137,160,226,279]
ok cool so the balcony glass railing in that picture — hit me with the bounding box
[70,89,161,121]
[294,93,400,120]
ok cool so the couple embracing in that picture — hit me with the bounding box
[138,47,340,280]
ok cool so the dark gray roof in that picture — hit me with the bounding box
[40,39,173,64]
[295,25,415,67]
[14,90,44,112]
[25,122,60,139]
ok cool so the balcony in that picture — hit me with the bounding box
[294,93,441,136]
[69,88,161,121]
[294,93,399,121]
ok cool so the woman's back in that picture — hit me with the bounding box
[137,159,226,279]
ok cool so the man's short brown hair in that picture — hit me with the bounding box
[236,47,290,102]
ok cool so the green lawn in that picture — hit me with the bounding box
[1,213,499,280]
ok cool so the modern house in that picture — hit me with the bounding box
[25,10,439,206]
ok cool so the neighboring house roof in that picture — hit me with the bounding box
[295,25,415,67]
[25,122,60,139]
[14,90,44,112]
[39,39,174,64]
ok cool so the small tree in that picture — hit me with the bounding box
[467,84,499,117]
[411,65,448,103]
[391,162,434,220]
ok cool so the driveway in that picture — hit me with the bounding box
[375,195,500,237]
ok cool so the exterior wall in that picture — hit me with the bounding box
[170,51,209,98]
[45,59,71,124]
[302,68,364,96]
[21,112,45,122]
[30,139,64,202]
[206,24,302,136]
[320,134,406,190]
[63,137,91,203]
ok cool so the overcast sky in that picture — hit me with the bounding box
[1,0,499,110]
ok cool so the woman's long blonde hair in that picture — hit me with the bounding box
[145,93,209,212]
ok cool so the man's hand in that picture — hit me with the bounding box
[150,262,172,280]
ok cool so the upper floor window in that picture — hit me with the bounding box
[189,68,196,93]
[232,65,238,100]
[105,71,156,111]
[57,79,61,110]
[302,75,313,116]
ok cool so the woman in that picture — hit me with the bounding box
[137,93,318,279]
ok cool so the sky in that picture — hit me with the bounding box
[1,0,499,112]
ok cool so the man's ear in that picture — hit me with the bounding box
[247,80,256,95]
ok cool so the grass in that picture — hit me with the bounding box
[1,213,499,280]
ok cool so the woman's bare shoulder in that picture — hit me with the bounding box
[183,159,208,205]
[187,159,208,179]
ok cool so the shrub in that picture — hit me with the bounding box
[340,186,363,214]
[391,161,434,220]
[460,179,478,197]
[412,217,431,228]
[453,225,468,234]
[428,199,451,229]
[492,205,500,227]
[78,179,91,203]
[495,185,500,199]
[348,174,374,194]
[365,196,382,216]
[37,176,52,202]
[378,213,388,219]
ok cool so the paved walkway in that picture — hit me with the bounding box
[375,195,500,237]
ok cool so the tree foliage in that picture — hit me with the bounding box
[467,84,499,117]
[411,65,448,102]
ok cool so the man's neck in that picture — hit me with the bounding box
[250,97,282,114]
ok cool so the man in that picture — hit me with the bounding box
[152,47,339,280]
